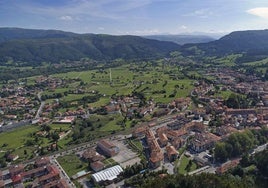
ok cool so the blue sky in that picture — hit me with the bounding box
[1,0,268,36]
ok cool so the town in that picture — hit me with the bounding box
[0,61,268,187]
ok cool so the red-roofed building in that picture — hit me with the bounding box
[11,174,22,185]
[23,166,48,181]
[0,180,4,188]
[166,145,179,162]
[9,164,24,178]
[172,137,185,150]
[43,179,69,188]
[97,140,120,157]
[158,133,168,147]
[35,157,50,167]
[190,132,221,152]
[90,161,105,172]
[38,167,60,186]
[216,158,241,174]
[82,149,105,163]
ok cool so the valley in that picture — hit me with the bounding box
[0,28,267,188]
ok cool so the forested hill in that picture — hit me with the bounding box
[0,28,78,42]
[0,28,180,64]
[182,30,268,57]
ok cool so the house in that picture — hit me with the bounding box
[7,154,19,161]
[97,140,120,157]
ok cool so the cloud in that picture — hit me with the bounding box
[59,15,73,21]
[16,0,152,21]
[183,9,213,18]
[180,25,187,30]
[134,29,160,35]
[247,7,268,19]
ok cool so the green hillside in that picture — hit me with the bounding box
[0,28,180,64]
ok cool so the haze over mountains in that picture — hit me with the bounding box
[143,35,215,45]
[1,28,268,64]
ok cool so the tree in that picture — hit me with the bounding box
[51,132,60,142]
[214,142,228,162]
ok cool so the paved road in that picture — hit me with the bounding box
[35,101,45,119]
[251,143,267,155]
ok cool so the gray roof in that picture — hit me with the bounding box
[92,165,123,182]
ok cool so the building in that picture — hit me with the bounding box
[216,159,240,174]
[146,130,164,168]
[9,164,24,178]
[97,140,120,157]
[90,161,105,172]
[132,126,147,138]
[0,152,70,187]
[92,165,123,183]
[158,133,168,147]
[166,145,179,162]
[38,165,60,186]
[35,157,50,167]
[190,133,221,153]
[23,166,47,181]
[225,108,256,116]
[171,137,185,149]
[43,179,69,188]
[82,149,105,163]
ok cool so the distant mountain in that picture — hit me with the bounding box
[0,28,180,64]
[182,30,268,58]
[143,35,215,45]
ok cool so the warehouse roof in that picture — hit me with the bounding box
[92,165,123,182]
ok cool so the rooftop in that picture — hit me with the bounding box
[92,165,123,183]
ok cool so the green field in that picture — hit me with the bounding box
[0,125,40,161]
[0,124,73,162]
[46,64,195,110]
[57,154,88,177]
[0,125,38,150]
[177,155,197,175]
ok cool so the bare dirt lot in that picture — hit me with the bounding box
[111,140,141,168]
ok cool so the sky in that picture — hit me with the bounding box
[1,0,268,37]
